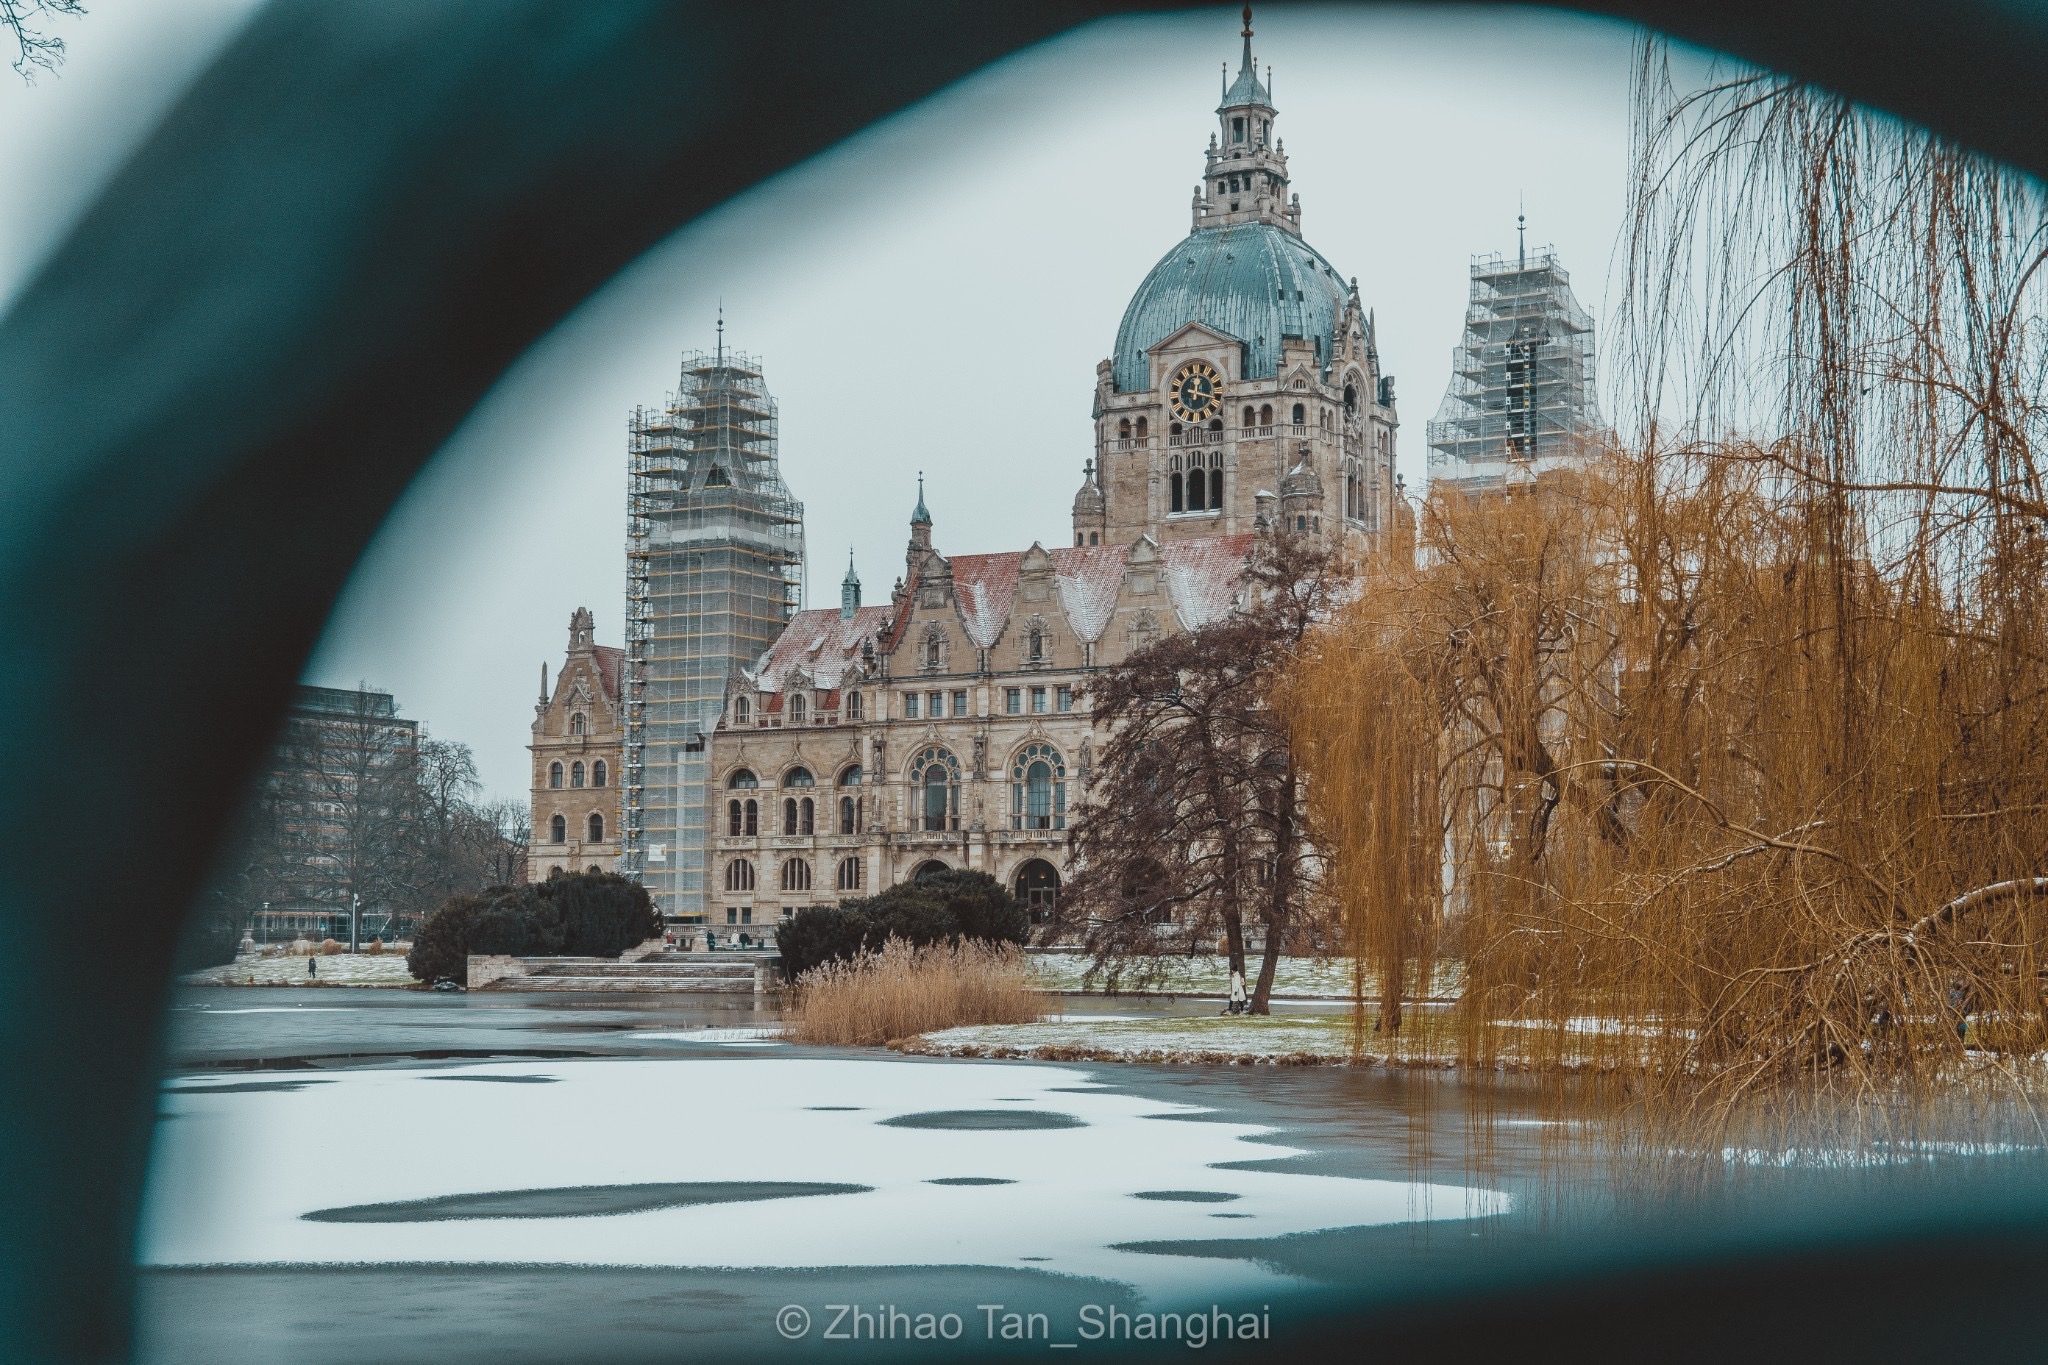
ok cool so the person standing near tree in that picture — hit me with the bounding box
[307,954,316,979]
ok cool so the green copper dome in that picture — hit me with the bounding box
[1112,222,1349,394]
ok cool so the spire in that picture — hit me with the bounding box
[1518,197,1526,269]
[539,662,549,707]
[1219,6,1270,110]
[911,471,931,525]
[1241,5,1254,77]
[715,302,724,366]
[840,548,861,621]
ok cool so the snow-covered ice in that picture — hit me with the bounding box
[142,1056,1508,1299]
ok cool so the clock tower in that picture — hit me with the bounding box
[1082,6,1399,550]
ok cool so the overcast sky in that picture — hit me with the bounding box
[3,3,1654,802]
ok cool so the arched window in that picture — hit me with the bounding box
[570,761,584,788]
[735,696,750,724]
[1135,416,1148,438]
[570,712,586,736]
[592,760,607,788]
[588,812,604,842]
[782,797,798,835]
[792,694,806,723]
[838,764,862,786]
[1291,402,1305,425]
[1241,405,1255,427]
[725,859,754,892]
[780,858,811,892]
[1011,742,1067,831]
[1170,471,1184,512]
[910,746,962,832]
[911,859,948,882]
[1260,403,1272,425]
[1207,416,1222,431]
[1117,417,1131,439]
[728,768,758,789]
[1209,468,1224,508]
[839,794,857,834]
[784,767,815,787]
[1186,466,1205,511]
[1344,382,1358,414]
[727,799,743,836]
[800,797,814,835]
[550,814,566,844]
[1296,514,1307,531]
[837,856,863,891]
[1168,420,1182,437]
[744,798,758,835]
[548,762,563,789]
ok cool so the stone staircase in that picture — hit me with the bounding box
[468,951,777,994]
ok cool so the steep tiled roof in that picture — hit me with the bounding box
[950,553,1020,649]
[592,645,625,703]
[746,605,893,693]
[1161,534,1256,629]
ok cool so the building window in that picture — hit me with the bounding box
[726,907,737,924]
[1015,858,1061,924]
[1170,470,1184,513]
[550,814,566,843]
[1117,417,1131,439]
[741,907,753,925]
[588,813,604,842]
[725,859,754,892]
[783,798,798,835]
[839,794,858,834]
[1292,402,1306,425]
[781,858,811,892]
[785,766,815,788]
[728,768,758,789]
[570,712,586,736]
[571,761,585,788]
[549,762,563,789]
[592,760,607,788]
[1057,685,1074,712]
[792,694,807,724]
[1031,686,1048,714]
[1135,416,1148,439]
[924,690,941,718]
[1209,468,1224,508]
[727,799,743,836]
[1005,688,1022,714]
[1260,403,1272,425]
[735,696,750,725]
[904,692,919,719]
[1012,742,1067,831]
[1187,466,1205,511]
[800,797,814,835]
[744,799,758,836]
[1242,405,1255,427]
[952,689,969,716]
[910,745,962,832]
[846,691,863,720]
[1231,115,1245,142]
[837,855,863,891]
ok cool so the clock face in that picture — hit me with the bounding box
[1169,360,1222,422]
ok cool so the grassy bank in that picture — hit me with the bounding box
[783,939,1050,1046]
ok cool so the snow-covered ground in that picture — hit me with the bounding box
[903,1013,1370,1063]
[179,954,417,987]
[142,1056,1508,1300]
[1026,954,1463,1000]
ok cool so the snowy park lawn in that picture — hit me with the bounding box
[898,1012,1384,1065]
[1026,954,1360,999]
[179,953,418,988]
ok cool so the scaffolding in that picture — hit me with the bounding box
[622,341,804,923]
[1427,245,1603,487]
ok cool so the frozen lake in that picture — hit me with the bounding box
[138,988,2048,1362]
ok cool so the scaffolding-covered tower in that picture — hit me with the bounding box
[623,340,804,924]
[1427,243,1602,488]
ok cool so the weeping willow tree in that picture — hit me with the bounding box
[1293,38,2048,1153]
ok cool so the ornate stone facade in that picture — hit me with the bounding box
[529,608,624,879]
[698,12,1400,934]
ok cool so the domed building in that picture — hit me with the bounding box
[659,10,1402,935]
[1084,9,1400,548]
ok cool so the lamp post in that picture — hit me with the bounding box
[349,892,360,954]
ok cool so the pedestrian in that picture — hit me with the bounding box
[307,955,317,979]
[1226,969,1247,1016]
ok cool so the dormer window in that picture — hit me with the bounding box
[735,696,750,725]
[792,694,807,724]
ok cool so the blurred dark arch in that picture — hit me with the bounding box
[4,1,2048,1359]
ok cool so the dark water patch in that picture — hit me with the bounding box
[422,1075,559,1084]
[175,1048,602,1072]
[303,1182,870,1223]
[1211,1212,1254,1218]
[927,1177,1014,1186]
[165,1079,335,1094]
[881,1110,1083,1131]
[1132,1190,1240,1203]
[806,1105,862,1111]
[1019,1256,1052,1262]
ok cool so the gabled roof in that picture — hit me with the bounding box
[592,645,624,703]
[745,604,893,694]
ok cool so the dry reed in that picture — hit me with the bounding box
[781,939,1051,1047]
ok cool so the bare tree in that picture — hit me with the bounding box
[5,0,84,82]
[1060,531,1342,1013]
